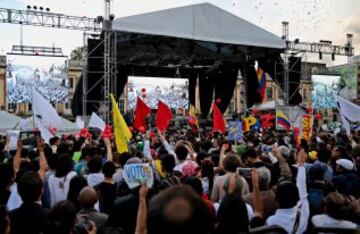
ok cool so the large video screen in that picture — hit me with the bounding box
[6,56,68,104]
[128,76,189,110]
[312,75,341,109]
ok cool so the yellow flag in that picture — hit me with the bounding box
[189,105,199,128]
[110,94,132,153]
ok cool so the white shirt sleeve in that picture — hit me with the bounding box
[163,140,175,156]
[296,166,310,234]
[48,175,56,207]
[143,139,152,160]
[246,203,254,221]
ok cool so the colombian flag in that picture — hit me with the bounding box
[257,67,267,103]
[276,111,291,129]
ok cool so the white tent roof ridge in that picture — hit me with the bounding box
[113,3,285,49]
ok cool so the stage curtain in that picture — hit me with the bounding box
[214,68,238,113]
[241,61,261,109]
[116,66,129,100]
[71,75,84,116]
[199,72,214,118]
[188,73,197,107]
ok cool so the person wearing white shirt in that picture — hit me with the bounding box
[86,157,105,187]
[312,192,357,229]
[266,149,309,234]
[48,154,77,207]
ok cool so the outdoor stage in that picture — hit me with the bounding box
[72,3,290,119]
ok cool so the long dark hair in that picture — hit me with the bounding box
[216,193,249,234]
[55,154,73,177]
[67,175,88,211]
[201,159,214,198]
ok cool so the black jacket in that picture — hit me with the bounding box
[9,202,48,234]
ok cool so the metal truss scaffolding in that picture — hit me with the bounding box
[0,8,102,31]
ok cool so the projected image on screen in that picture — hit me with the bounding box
[128,77,188,110]
[6,56,68,104]
[312,75,340,109]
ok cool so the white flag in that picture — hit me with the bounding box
[75,116,85,129]
[35,117,54,143]
[88,112,106,131]
[334,94,360,122]
[340,114,351,135]
[32,88,63,131]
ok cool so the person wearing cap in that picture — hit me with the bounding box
[311,192,357,229]
[332,159,360,196]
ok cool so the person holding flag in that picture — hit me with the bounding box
[188,105,199,133]
[111,94,132,153]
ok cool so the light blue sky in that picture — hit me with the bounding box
[0,0,359,67]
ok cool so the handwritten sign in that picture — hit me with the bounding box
[227,121,243,142]
[123,163,154,189]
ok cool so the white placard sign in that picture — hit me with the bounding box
[123,163,154,189]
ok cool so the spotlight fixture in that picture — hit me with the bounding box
[294,38,300,44]
[39,7,43,11]
[27,5,31,9]
[46,8,50,12]
[33,6,37,10]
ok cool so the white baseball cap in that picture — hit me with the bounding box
[336,159,354,171]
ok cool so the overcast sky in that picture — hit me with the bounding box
[0,0,359,67]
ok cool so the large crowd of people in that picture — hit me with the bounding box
[0,119,360,234]
[128,91,188,110]
[7,79,68,104]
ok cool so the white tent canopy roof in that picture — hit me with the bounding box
[17,117,81,134]
[0,111,21,134]
[113,3,285,49]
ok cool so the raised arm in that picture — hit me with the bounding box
[296,149,308,199]
[218,144,227,172]
[296,149,310,233]
[143,131,152,160]
[272,145,292,181]
[158,130,175,156]
[37,139,48,181]
[13,139,22,173]
[251,169,264,218]
[135,184,150,234]
[103,137,113,162]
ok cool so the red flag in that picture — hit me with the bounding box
[156,100,173,132]
[134,97,151,130]
[212,103,226,133]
